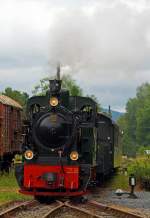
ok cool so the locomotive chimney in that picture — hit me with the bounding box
[49,64,62,96]
[57,64,61,80]
[108,105,112,118]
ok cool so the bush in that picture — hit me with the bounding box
[128,158,150,180]
[137,146,150,156]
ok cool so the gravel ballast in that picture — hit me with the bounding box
[91,188,150,218]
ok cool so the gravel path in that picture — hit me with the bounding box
[91,188,150,218]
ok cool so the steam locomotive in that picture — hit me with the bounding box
[15,72,121,201]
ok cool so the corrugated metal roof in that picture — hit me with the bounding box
[0,95,22,109]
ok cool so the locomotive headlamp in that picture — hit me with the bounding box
[24,150,34,160]
[70,151,79,161]
[49,97,58,107]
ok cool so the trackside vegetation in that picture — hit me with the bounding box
[127,155,150,190]
[0,172,32,203]
[128,158,150,180]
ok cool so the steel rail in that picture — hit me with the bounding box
[42,201,64,218]
[65,201,104,218]
[0,200,37,218]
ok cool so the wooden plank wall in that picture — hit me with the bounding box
[0,104,22,157]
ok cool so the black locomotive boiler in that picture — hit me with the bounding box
[15,75,121,200]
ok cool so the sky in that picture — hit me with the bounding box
[1,0,150,112]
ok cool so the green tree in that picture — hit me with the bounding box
[136,82,150,101]
[135,84,150,146]
[2,87,29,107]
[117,83,150,156]
[32,74,83,96]
[117,114,134,156]
[32,77,50,96]
[61,74,83,96]
[136,99,150,145]
[125,98,138,144]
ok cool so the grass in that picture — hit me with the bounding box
[104,173,130,190]
[0,171,32,204]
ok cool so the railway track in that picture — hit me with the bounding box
[0,199,145,218]
[42,201,64,218]
[0,200,38,218]
[64,200,144,218]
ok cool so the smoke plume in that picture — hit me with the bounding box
[48,1,150,76]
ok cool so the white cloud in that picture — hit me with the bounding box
[0,67,48,93]
[1,0,150,111]
[48,2,150,72]
[48,0,150,110]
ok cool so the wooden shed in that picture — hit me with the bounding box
[0,95,22,159]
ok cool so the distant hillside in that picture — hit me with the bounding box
[102,108,124,121]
